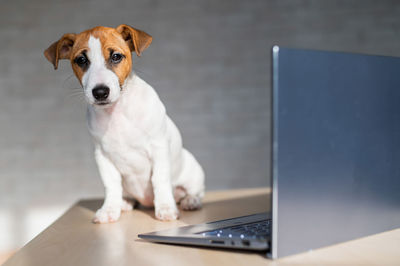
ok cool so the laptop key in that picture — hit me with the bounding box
[200,219,272,239]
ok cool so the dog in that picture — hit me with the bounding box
[44,24,205,223]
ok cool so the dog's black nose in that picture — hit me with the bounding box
[92,85,110,101]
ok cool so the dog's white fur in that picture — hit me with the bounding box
[84,37,205,222]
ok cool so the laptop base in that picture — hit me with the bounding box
[138,213,271,251]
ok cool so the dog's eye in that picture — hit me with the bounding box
[75,55,88,67]
[111,53,123,63]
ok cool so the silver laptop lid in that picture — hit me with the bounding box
[270,47,400,258]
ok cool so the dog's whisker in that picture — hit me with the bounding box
[68,91,85,98]
[70,92,86,106]
[62,74,79,90]
[68,87,83,93]
[68,89,83,94]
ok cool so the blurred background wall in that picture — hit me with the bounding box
[1,0,400,256]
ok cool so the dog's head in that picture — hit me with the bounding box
[44,25,152,106]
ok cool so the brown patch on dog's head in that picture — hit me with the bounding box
[44,25,152,86]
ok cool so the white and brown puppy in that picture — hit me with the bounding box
[44,25,205,223]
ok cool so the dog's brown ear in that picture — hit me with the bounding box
[116,24,152,56]
[44,33,76,70]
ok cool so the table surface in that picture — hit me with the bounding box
[4,188,400,266]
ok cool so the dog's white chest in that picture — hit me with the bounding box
[88,107,152,177]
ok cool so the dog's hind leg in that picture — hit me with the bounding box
[121,197,137,211]
[174,149,205,211]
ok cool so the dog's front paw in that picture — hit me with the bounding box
[155,204,179,221]
[93,206,121,224]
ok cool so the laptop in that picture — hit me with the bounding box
[138,46,400,259]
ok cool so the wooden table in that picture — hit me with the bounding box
[4,188,400,266]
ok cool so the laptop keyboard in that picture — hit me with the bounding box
[199,219,271,240]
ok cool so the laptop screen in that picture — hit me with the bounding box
[270,47,400,258]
